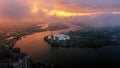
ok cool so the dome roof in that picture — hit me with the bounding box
[48,34,70,40]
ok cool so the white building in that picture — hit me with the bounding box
[48,34,70,41]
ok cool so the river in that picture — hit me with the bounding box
[15,22,120,68]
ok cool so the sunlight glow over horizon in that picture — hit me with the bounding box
[45,10,93,18]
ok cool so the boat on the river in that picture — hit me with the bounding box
[44,34,70,47]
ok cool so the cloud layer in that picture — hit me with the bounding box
[53,0,120,13]
[0,0,120,27]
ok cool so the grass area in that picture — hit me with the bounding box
[65,27,120,48]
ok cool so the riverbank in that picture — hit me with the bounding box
[0,23,69,48]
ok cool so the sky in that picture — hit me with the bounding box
[0,0,120,27]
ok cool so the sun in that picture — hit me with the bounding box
[45,10,92,18]
[49,10,75,17]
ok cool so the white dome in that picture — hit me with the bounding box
[48,34,70,40]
